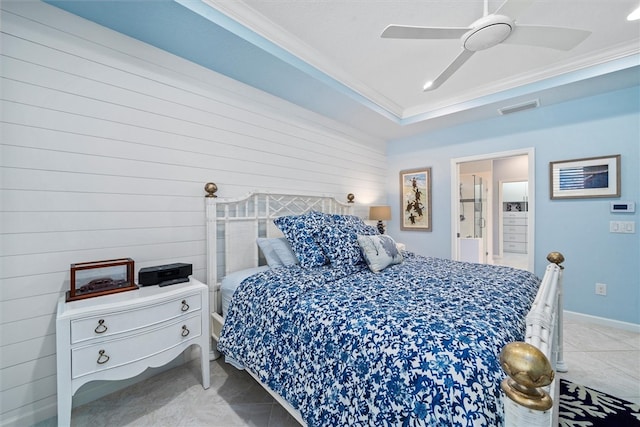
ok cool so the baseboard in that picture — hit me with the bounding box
[1,400,58,427]
[5,353,191,427]
[564,310,640,333]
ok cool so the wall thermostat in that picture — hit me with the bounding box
[610,201,635,213]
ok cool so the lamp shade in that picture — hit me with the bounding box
[369,206,391,221]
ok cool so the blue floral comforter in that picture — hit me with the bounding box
[218,252,540,426]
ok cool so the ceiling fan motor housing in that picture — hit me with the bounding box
[463,14,514,51]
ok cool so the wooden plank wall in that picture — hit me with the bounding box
[0,2,387,425]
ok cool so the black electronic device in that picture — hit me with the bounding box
[138,263,192,286]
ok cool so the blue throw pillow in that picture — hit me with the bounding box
[273,211,329,268]
[318,214,378,269]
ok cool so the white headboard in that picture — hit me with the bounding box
[204,184,353,314]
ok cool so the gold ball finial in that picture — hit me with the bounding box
[500,341,554,411]
[347,193,355,203]
[204,182,218,198]
[547,251,565,266]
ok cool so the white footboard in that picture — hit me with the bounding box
[501,252,565,427]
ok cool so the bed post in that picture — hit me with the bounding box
[204,182,220,360]
[551,252,567,373]
[501,252,565,427]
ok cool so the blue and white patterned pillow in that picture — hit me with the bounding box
[318,214,378,270]
[357,234,403,272]
[273,211,329,268]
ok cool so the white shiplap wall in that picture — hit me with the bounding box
[0,2,387,425]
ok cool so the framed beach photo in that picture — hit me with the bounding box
[550,155,621,200]
[400,167,432,231]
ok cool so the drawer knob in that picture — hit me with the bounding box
[94,319,108,334]
[181,300,189,312]
[181,325,190,337]
[97,349,110,365]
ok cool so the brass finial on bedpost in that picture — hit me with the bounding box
[547,252,565,269]
[204,182,218,198]
[500,342,554,411]
[347,193,355,203]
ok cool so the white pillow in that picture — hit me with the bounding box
[256,237,282,267]
[256,237,298,267]
[357,234,403,273]
[270,237,299,266]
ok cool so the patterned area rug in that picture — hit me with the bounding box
[559,379,640,426]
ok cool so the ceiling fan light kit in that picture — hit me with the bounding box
[463,15,513,51]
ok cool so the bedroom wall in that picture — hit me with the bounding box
[386,85,640,327]
[0,2,386,425]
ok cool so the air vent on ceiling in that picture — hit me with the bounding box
[498,99,540,115]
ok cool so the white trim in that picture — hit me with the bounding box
[564,310,640,333]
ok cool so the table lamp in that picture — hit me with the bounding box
[369,206,391,234]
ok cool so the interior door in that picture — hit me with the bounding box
[451,150,534,271]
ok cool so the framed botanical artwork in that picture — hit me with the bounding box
[550,155,620,199]
[400,167,432,231]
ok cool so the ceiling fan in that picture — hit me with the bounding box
[381,0,591,91]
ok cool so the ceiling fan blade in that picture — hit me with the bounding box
[494,0,535,18]
[504,25,591,51]
[424,49,475,91]
[381,25,468,40]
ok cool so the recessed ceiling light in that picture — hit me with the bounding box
[423,81,434,90]
[628,5,640,20]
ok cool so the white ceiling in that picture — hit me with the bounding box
[47,0,640,141]
[206,0,640,137]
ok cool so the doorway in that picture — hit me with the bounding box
[450,149,535,272]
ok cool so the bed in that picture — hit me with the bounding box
[204,185,565,427]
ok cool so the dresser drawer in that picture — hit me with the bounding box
[504,225,527,235]
[503,211,527,218]
[504,242,527,253]
[503,217,527,226]
[71,292,202,344]
[71,313,201,379]
[504,233,527,243]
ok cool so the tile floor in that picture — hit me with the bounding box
[36,317,639,427]
[558,316,640,405]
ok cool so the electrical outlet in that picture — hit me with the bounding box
[595,283,607,296]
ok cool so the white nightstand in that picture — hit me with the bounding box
[56,278,210,426]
